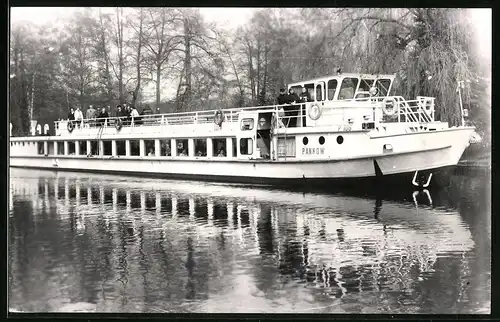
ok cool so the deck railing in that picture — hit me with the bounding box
[54,95,436,134]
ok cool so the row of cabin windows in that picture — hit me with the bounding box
[11,141,37,147]
[291,78,392,101]
[31,138,254,157]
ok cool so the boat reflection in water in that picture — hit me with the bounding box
[8,168,488,314]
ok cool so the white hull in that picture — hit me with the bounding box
[10,128,473,182]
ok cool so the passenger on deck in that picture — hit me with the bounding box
[68,108,75,122]
[180,149,187,156]
[196,150,203,157]
[86,105,96,121]
[299,87,311,102]
[74,107,83,128]
[97,107,109,126]
[285,88,300,127]
[130,107,140,125]
[277,88,288,105]
[165,143,171,156]
[147,148,155,156]
[217,149,226,157]
[123,104,132,125]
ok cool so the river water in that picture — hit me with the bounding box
[8,167,490,314]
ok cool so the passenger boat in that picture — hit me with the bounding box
[9,72,475,188]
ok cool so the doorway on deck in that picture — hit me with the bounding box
[257,112,272,159]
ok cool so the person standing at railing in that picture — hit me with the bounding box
[68,107,75,122]
[86,105,96,127]
[130,106,140,125]
[74,107,84,128]
[97,107,109,127]
[285,88,300,127]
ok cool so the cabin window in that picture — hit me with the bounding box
[103,141,112,156]
[116,141,126,156]
[78,141,87,155]
[315,82,325,101]
[376,79,392,96]
[212,138,226,157]
[232,138,237,157]
[144,140,155,156]
[37,142,44,155]
[240,118,254,131]
[48,143,54,155]
[177,139,189,156]
[90,140,98,155]
[339,78,359,100]
[68,141,76,155]
[327,79,338,100]
[160,139,171,156]
[194,139,207,157]
[240,138,253,155]
[57,142,64,155]
[130,140,140,156]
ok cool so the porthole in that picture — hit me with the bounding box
[319,136,325,145]
[336,135,344,144]
[302,137,309,145]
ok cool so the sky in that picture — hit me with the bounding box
[10,7,256,31]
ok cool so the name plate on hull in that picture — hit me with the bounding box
[302,147,325,155]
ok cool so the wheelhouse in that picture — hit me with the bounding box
[288,73,395,101]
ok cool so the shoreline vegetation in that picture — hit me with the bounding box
[10,8,490,140]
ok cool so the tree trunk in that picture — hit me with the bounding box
[184,18,192,111]
[156,63,161,106]
[117,8,124,103]
[133,8,144,108]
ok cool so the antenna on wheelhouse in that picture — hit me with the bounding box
[336,68,342,75]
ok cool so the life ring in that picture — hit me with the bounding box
[382,97,398,116]
[422,99,434,116]
[308,104,322,120]
[115,118,123,131]
[214,110,224,126]
[67,121,74,133]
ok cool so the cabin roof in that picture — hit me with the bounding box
[289,73,396,86]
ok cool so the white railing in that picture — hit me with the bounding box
[53,95,437,135]
[54,104,283,134]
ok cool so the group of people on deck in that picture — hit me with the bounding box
[66,103,155,128]
[277,87,311,127]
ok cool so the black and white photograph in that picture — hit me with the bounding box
[8,6,491,315]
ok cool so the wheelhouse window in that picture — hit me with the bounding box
[315,82,325,101]
[194,139,207,156]
[338,78,359,100]
[327,79,338,100]
[240,118,254,131]
[376,79,392,96]
[212,138,226,157]
[177,139,189,156]
[355,79,375,99]
[240,138,253,155]
[160,139,171,156]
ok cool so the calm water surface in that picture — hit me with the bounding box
[8,168,490,314]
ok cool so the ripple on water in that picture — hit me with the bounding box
[8,168,490,313]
